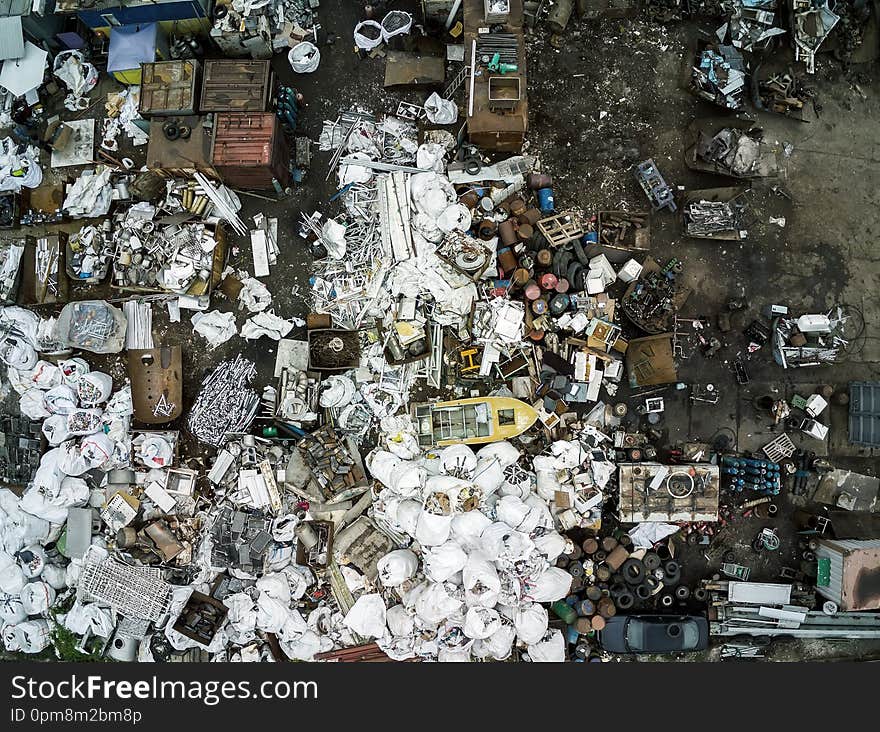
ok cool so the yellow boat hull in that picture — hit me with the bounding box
[415,396,539,447]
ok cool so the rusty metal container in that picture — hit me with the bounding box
[146,116,217,179]
[574,617,593,634]
[200,60,272,112]
[518,207,542,226]
[602,536,619,552]
[211,113,289,190]
[496,246,518,273]
[140,60,200,117]
[498,219,518,247]
[582,538,599,554]
[605,545,630,571]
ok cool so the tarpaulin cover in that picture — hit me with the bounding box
[107,24,158,74]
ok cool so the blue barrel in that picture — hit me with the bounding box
[565,626,580,645]
[537,187,555,214]
[565,594,579,606]
[577,599,595,617]
[582,231,598,244]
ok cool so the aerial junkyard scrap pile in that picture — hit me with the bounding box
[0,0,878,664]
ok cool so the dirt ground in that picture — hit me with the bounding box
[3,0,880,661]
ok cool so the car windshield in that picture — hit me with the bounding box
[626,618,699,651]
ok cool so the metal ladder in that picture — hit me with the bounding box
[444,64,470,99]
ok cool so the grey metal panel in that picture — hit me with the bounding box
[849,382,880,447]
[831,539,880,551]
[0,15,23,60]
[0,0,30,17]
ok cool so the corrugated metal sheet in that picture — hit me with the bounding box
[815,543,844,605]
[849,382,880,447]
[0,16,23,61]
[822,538,880,552]
[211,112,288,189]
[200,60,271,112]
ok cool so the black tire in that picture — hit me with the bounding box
[663,561,680,586]
[616,591,635,610]
[722,551,736,564]
[635,583,652,601]
[687,532,701,546]
[675,586,691,601]
[659,594,675,608]
[609,582,628,599]
[643,575,661,593]
[694,588,709,603]
[568,562,585,578]
[643,552,661,571]
[594,550,607,563]
[621,558,646,585]
[163,123,180,140]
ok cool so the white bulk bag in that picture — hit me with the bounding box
[463,606,501,640]
[20,581,56,615]
[527,629,566,662]
[451,510,492,551]
[439,444,477,477]
[343,594,387,639]
[479,522,534,562]
[288,42,320,73]
[0,594,27,624]
[77,371,113,406]
[525,567,572,603]
[514,603,548,645]
[4,619,51,653]
[414,511,453,547]
[18,389,49,420]
[422,542,467,583]
[353,20,383,50]
[462,552,501,608]
[414,582,462,627]
[377,549,419,587]
[385,604,414,637]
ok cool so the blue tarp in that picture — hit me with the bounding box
[107,23,158,72]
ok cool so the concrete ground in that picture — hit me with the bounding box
[2,1,879,661]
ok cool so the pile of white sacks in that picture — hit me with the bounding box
[0,356,134,655]
[339,440,577,662]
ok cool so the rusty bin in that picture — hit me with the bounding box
[140,60,200,116]
[211,112,290,190]
[199,59,272,112]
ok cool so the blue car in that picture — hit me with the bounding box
[598,614,709,654]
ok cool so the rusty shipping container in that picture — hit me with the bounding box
[199,60,272,112]
[211,113,289,189]
[140,60,201,116]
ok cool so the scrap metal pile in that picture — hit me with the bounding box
[0,0,877,667]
